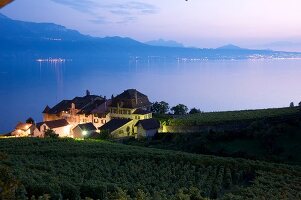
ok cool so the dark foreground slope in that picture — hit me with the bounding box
[0,138,300,199]
[140,107,301,165]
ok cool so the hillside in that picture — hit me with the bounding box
[0,138,301,199]
[165,107,300,126]
[131,107,301,165]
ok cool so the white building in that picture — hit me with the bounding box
[35,119,71,137]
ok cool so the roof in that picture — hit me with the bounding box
[45,95,104,114]
[91,99,112,116]
[133,108,152,115]
[77,99,106,115]
[42,105,51,113]
[46,100,72,114]
[42,119,69,129]
[75,123,97,131]
[72,95,101,110]
[111,89,152,109]
[15,122,33,131]
[36,122,43,130]
[99,119,132,132]
[135,119,160,130]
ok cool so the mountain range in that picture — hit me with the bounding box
[0,13,300,60]
[145,39,184,48]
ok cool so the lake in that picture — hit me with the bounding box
[1,57,301,133]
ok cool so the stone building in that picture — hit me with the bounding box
[42,91,111,129]
[100,89,153,137]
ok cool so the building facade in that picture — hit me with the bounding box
[42,91,111,129]
[31,89,160,139]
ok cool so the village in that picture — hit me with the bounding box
[9,89,161,139]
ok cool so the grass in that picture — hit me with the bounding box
[162,107,300,126]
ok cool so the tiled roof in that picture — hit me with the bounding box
[76,123,97,131]
[99,119,132,132]
[45,95,104,114]
[72,95,100,110]
[91,99,112,116]
[43,119,69,129]
[133,108,152,115]
[77,99,107,115]
[46,100,72,114]
[42,105,51,113]
[111,89,152,109]
[135,119,160,130]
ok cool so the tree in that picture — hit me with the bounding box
[151,101,169,114]
[44,129,59,138]
[290,102,294,107]
[189,108,201,114]
[26,117,35,124]
[171,104,188,115]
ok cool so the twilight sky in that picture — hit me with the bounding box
[1,0,301,50]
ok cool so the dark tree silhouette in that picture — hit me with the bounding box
[189,108,201,114]
[171,104,188,115]
[44,129,59,138]
[151,101,170,114]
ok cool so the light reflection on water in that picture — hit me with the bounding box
[1,58,301,133]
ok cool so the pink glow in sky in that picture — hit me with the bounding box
[1,0,301,50]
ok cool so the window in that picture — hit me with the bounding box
[94,119,99,123]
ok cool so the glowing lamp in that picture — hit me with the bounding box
[82,131,87,136]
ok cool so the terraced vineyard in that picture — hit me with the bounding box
[0,138,301,199]
[168,107,300,126]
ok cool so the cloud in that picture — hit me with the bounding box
[107,1,158,24]
[50,0,97,14]
[110,10,131,16]
[89,17,109,24]
[50,0,158,24]
[116,16,137,24]
[109,1,158,15]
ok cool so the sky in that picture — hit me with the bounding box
[1,0,301,50]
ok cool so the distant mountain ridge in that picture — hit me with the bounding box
[216,44,244,50]
[145,39,184,48]
[0,13,300,60]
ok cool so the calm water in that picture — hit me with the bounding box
[1,58,301,133]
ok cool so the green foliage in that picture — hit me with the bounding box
[132,119,301,165]
[189,108,202,115]
[171,104,188,115]
[168,107,300,126]
[44,129,59,139]
[152,101,170,114]
[0,138,300,199]
[98,129,112,139]
[0,152,24,199]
